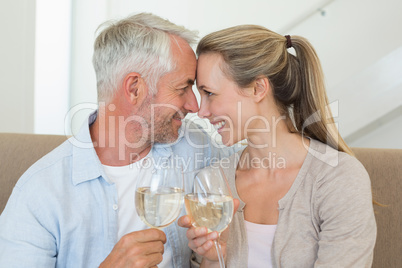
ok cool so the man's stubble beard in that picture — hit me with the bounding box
[138,94,183,144]
[152,108,184,144]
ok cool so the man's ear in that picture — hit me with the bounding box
[123,72,147,104]
[253,76,270,103]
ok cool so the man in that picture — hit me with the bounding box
[0,13,232,267]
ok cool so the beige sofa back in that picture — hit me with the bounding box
[0,133,401,267]
[0,133,67,214]
[352,147,402,267]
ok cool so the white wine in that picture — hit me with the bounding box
[185,194,234,233]
[136,187,184,229]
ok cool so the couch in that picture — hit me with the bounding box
[0,132,401,267]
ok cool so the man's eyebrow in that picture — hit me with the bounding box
[187,79,195,85]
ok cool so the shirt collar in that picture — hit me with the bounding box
[70,111,105,186]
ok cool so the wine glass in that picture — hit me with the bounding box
[184,165,234,268]
[135,163,184,229]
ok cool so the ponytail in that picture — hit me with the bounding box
[289,36,353,155]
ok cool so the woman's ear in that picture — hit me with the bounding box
[123,72,148,104]
[253,76,270,103]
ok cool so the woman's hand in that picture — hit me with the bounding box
[178,199,240,266]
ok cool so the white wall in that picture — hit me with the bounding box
[34,0,71,134]
[288,0,402,141]
[348,113,402,149]
[0,0,36,133]
[67,0,109,135]
[0,0,71,135]
[106,0,330,36]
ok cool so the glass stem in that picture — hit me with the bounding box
[214,234,225,268]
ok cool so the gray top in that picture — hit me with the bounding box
[222,139,376,267]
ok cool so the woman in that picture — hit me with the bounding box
[179,25,376,267]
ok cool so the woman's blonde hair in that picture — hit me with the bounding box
[197,25,353,155]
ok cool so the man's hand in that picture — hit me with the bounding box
[99,229,166,268]
[178,199,240,266]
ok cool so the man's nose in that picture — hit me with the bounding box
[183,89,199,113]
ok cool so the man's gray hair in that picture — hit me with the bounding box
[92,13,198,103]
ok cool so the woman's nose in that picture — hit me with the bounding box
[197,97,211,119]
